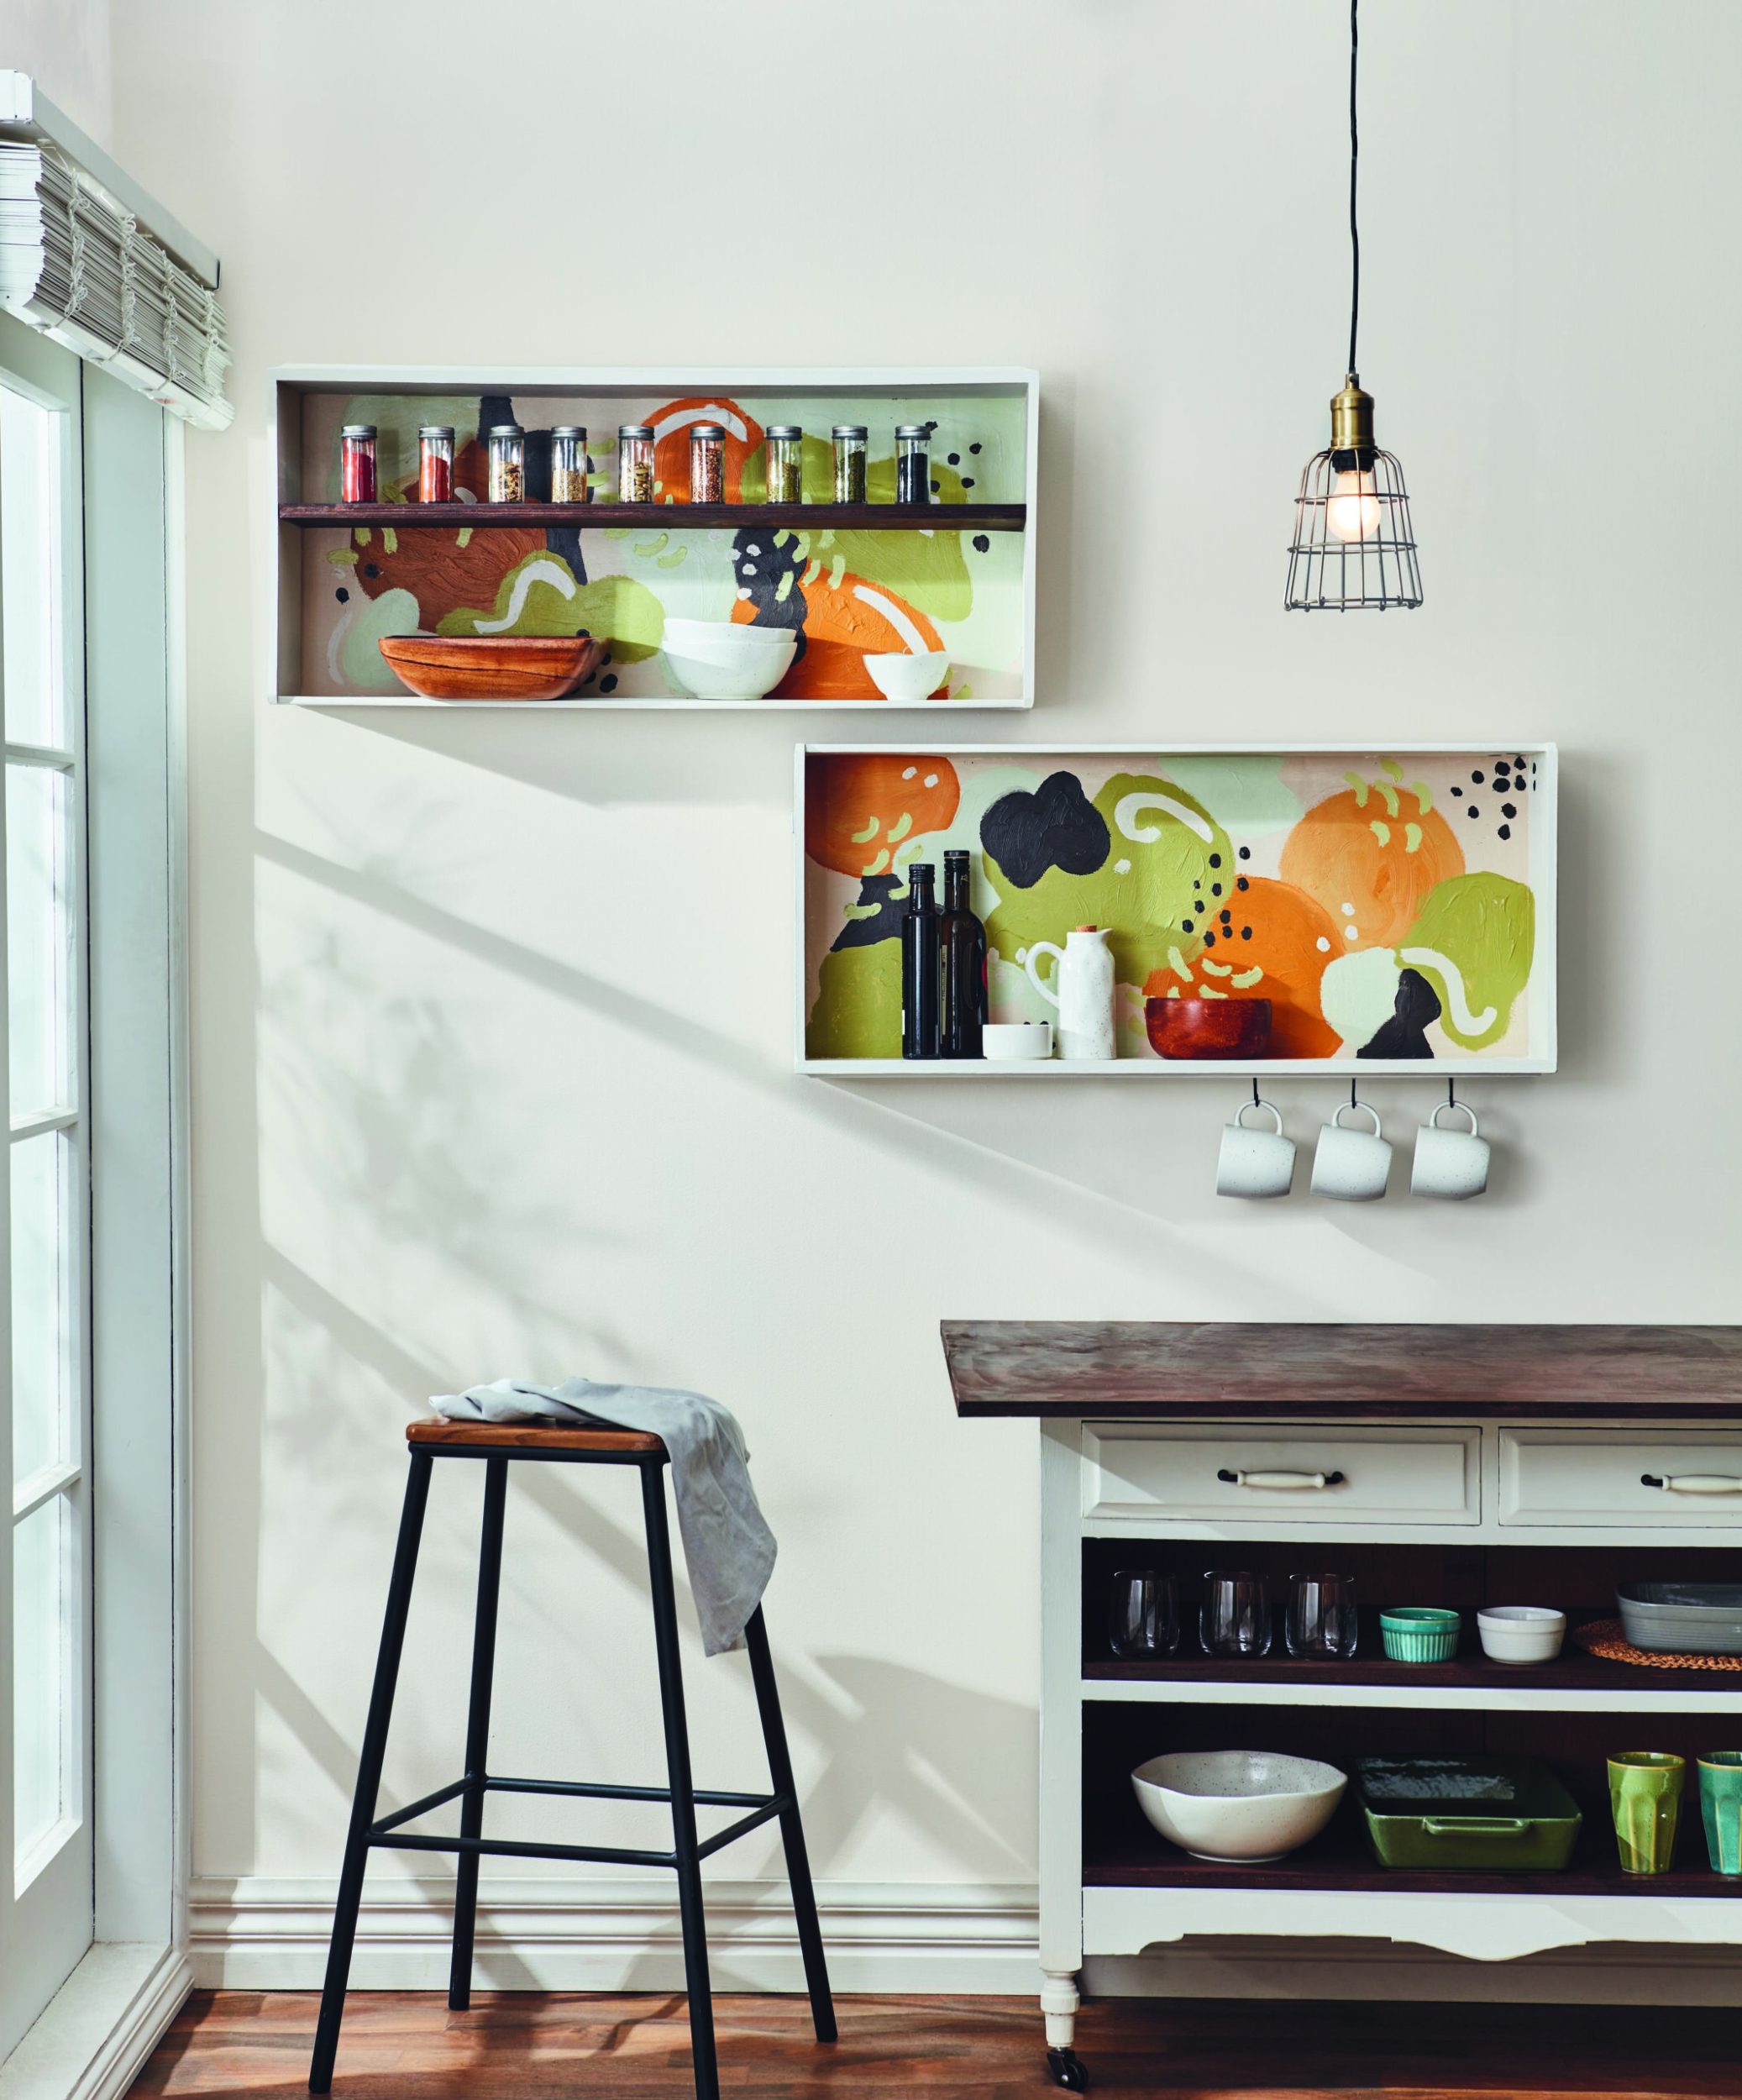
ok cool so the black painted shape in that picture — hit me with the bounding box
[543,525,590,590]
[982,771,1110,889]
[831,874,908,953]
[1358,966,1441,1060]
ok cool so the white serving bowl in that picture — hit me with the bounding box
[1131,1751,1346,1864]
[865,649,950,703]
[660,617,793,654]
[984,1021,1052,1061]
[663,637,795,701]
[1477,1606,1566,1665]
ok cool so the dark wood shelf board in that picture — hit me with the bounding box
[942,1320,1742,1419]
[280,501,1027,532]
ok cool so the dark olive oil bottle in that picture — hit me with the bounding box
[900,862,942,1059]
[940,849,987,1058]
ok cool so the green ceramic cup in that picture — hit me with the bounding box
[1697,1752,1742,1875]
[1608,1752,1685,1875]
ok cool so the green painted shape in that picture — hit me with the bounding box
[438,550,664,662]
[807,940,902,1058]
[1164,753,1304,837]
[826,528,972,624]
[1398,872,1535,1050]
[984,770,1229,991]
[339,585,420,690]
[1320,947,1404,1054]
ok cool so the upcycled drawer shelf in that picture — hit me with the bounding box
[279,501,1029,532]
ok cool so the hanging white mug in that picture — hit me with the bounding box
[1023,925,1116,1061]
[1411,1100,1490,1200]
[1216,1098,1296,1200]
[1311,1100,1393,1202]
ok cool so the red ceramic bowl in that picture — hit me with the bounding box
[1145,996,1272,1061]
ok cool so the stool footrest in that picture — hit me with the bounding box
[485,1774,777,1810]
[373,1830,679,1869]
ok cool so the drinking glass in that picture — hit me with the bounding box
[1200,1570,1272,1658]
[1108,1571,1182,1659]
[1285,1572,1360,1660]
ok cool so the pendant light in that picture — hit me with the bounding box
[1285,0,1422,611]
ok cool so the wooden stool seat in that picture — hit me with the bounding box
[407,1414,666,1456]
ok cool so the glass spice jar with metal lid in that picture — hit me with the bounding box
[550,425,589,504]
[417,425,454,504]
[765,425,804,504]
[689,423,725,505]
[487,423,525,504]
[832,424,868,504]
[617,424,655,504]
[895,423,931,506]
[339,423,376,505]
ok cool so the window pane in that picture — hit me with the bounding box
[0,387,62,748]
[13,1492,74,1884]
[11,1131,72,1492]
[7,763,73,1119]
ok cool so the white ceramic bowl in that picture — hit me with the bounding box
[661,617,794,654]
[1131,1751,1346,1863]
[865,649,950,703]
[984,1021,1053,1061]
[1477,1606,1566,1665]
[663,637,795,701]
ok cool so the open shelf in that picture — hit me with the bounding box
[279,501,1027,533]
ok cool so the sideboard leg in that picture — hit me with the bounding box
[1042,1971,1085,2089]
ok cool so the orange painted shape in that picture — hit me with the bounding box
[745,569,945,701]
[650,396,764,502]
[1145,877,1343,1060]
[1280,781,1464,948]
[805,754,961,878]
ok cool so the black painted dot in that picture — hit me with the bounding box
[1515,755,1527,769]
[1498,822,1511,840]
[335,586,349,603]
[1467,805,1481,819]
[1494,761,1511,777]
[1236,875,1250,891]
[1182,919,1194,933]
[930,479,940,492]
[1193,879,1202,890]
[1209,853,1222,868]
[1220,909,1232,924]
[961,476,975,489]
[1241,926,1252,940]
[600,673,618,693]
[1471,769,1485,785]
[1451,785,1464,797]
[1211,883,1222,896]
[1502,801,1517,818]
[1237,846,1251,859]
[968,442,982,454]
[972,533,989,553]
[1204,932,1216,948]
[363,562,380,578]
[601,651,613,667]
[947,452,960,465]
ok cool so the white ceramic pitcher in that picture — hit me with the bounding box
[1024,925,1116,1061]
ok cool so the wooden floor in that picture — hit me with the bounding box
[129,1991,1739,2098]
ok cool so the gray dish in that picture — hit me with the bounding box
[1616,1582,1742,1655]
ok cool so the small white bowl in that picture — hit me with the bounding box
[1477,1606,1566,1665]
[984,1021,1052,1061]
[663,637,795,701]
[1131,1751,1346,1863]
[865,649,950,703]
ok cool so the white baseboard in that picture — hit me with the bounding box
[188,1876,1042,1993]
[0,1943,192,2100]
[192,1875,1742,2008]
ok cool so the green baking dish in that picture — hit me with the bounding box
[1356,1757,1583,1872]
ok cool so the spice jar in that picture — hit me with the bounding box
[417,425,454,504]
[895,424,931,507]
[689,423,725,505]
[618,424,655,504]
[339,423,377,505]
[765,425,804,504]
[487,423,525,504]
[832,424,868,504]
[550,425,589,504]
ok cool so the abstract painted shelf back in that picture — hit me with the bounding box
[797,745,1556,1077]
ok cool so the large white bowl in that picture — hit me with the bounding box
[661,617,794,654]
[1477,1605,1566,1665]
[865,648,950,703]
[663,637,795,701]
[1131,1751,1346,1863]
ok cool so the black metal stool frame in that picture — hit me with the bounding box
[308,1435,836,2098]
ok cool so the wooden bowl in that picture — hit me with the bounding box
[1145,996,1272,1060]
[378,633,606,701]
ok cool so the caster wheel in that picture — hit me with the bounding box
[1047,2046,1088,2091]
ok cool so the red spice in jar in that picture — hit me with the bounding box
[340,424,377,505]
[417,424,454,503]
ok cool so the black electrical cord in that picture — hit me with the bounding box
[1347,0,1361,377]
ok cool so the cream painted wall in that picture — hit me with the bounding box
[73,0,1742,1969]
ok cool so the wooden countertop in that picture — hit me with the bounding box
[941,1320,1742,1420]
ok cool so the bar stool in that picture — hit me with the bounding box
[308,1415,836,2099]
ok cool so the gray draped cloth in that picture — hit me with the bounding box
[431,1377,776,1656]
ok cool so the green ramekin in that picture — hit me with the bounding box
[1381,1607,1461,1664]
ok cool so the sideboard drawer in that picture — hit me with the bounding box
[1081,1424,1481,1525]
[1501,1430,1742,1526]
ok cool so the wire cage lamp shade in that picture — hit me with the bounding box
[1286,422,1421,611]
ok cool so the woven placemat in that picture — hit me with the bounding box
[1574,1617,1742,1672]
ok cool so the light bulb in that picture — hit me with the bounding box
[1326,467,1382,543]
